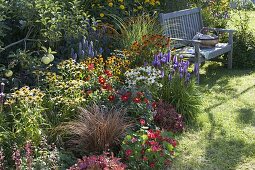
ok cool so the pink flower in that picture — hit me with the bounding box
[149,162,155,168]
[125,149,132,157]
[140,119,145,126]
[131,137,137,143]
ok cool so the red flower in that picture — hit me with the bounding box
[88,63,94,71]
[108,95,115,101]
[104,70,112,77]
[86,90,93,96]
[151,145,161,152]
[140,119,146,126]
[125,149,132,157]
[133,97,141,103]
[149,162,155,168]
[147,130,156,139]
[102,83,112,91]
[144,98,149,104]
[98,76,106,84]
[121,95,129,102]
[142,156,148,161]
[152,101,157,108]
[171,139,177,147]
[136,91,144,97]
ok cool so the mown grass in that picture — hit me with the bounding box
[171,62,255,170]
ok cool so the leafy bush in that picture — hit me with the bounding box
[68,152,126,170]
[120,128,178,169]
[89,0,160,19]
[232,10,255,68]
[197,0,231,28]
[3,86,46,146]
[57,104,133,155]
[154,100,184,133]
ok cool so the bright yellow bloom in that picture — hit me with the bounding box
[100,13,105,17]
[120,5,125,10]
[108,2,113,7]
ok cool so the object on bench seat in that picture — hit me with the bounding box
[159,8,235,83]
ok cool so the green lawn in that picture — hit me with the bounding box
[171,62,255,169]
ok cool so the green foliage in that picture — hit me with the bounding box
[89,0,160,19]
[197,0,231,28]
[232,10,255,68]
[114,15,161,50]
[35,0,96,43]
[120,128,177,169]
[3,87,46,146]
[160,74,201,123]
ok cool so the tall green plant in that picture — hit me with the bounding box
[3,86,46,146]
[113,15,161,49]
[232,10,255,68]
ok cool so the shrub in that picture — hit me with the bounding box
[154,100,184,133]
[89,0,160,19]
[68,152,126,170]
[57,104,133,155]
[3,86,46,146]
[120,128,178,169]
[232,10,255,68]
[196,0,231,28]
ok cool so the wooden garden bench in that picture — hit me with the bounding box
[159,8,235,82]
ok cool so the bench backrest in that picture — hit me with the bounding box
[159,8,204,40]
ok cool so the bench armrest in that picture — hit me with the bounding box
[171,38,201,46]
[201,27,236,33]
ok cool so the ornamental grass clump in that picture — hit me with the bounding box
[58,104,133,155]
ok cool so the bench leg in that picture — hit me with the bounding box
[227,50,233,69]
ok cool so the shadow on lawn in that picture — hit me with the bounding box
[205,113,255,169]
[200,62,254,90]
[236,107,255,126]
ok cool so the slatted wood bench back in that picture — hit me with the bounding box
[159,8,204,40]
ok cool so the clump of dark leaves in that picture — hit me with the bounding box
[68,152,126,170]
[154,101,184,133]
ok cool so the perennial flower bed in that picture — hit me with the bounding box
[0,0,203,169]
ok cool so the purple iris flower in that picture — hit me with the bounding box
[179,55,184,59]
[168,74,172,81]
[161,57,167,63]
[186,73,191,82]
[180,72,183,79]
[167,50,171,63]
[173,55,178,64]
[161,70,165,78]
